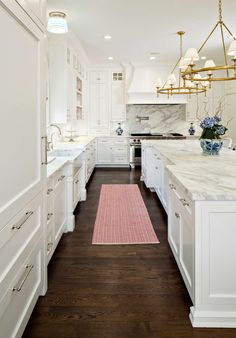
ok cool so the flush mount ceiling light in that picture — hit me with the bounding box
[47,12,68,34]
[156,32,207,98]
[182,0,236,86]
[108,56,114,60]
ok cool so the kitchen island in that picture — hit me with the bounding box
[142,140,236,328]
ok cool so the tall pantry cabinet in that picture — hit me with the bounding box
[0,1,47,337]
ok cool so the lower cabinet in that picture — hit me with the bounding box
[46,165,67,265]
[142,146,169,212]
[97,137,129,166]
[168,179,194,302]
[0,193,44,338]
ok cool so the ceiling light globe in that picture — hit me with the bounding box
[47,12,68,34]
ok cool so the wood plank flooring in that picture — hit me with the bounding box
[23,168,236,338]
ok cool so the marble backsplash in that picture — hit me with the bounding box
[111,104,194,136]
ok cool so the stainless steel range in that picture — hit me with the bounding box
[129,132,186,168]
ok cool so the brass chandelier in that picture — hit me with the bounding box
[156,32,207,98]
[182,0,236,86]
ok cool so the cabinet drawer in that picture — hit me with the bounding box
[0,236,42,338]
[168,179,194,217]
[46,226,54,265]
[113,156,128,163]
[113,138,128,145]
[97,138,110,144]
[0,193,42,279]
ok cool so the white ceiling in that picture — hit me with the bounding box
[47,0,236,66]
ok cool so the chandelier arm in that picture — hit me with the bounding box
[198,22,220,53]
[222,22,236,40]
[162,56,182,88]
[219,22,229,77]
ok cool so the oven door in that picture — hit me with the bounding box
[130,144,141,167]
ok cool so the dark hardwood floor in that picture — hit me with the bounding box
[23,168,236,338]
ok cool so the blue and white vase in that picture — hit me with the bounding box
[200,139,223,155]
[188,123,196,136]
[116,123,123,136]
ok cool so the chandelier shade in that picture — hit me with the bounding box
[156,31,207,97]
[182,0,236,84]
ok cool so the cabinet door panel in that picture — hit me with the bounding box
[0,3,45,225]
[54,179,66,244]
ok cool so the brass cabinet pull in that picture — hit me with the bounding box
[75,179,79,184]
[41,136,48,165]
[180,198,190,207]
[47,188,53,195]
[169,184,176,190]
[58,175,65,182]
[13,265,34,292]
[175,212,180,219]
[12,211,34,231]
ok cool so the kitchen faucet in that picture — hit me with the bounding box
[47,124,62,151]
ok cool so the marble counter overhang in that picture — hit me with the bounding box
[142,139,236,201]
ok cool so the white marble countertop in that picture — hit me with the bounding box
[142,139,236,201]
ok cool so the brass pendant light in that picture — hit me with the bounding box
[182,0,236,87]
[156,32,207,98]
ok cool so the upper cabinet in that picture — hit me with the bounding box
[48,35,87,125]
[88,69,126,134]
[111,72,126,121]
[15,0,46,29]
[89,71,110,133]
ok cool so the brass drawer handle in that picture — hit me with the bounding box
[47,188,53,195]
[47,213,53,221]
[13,265,34,292]
[58,175,65,182]
[175,212,180,219]
[180,198,190,207]
[12,211,34,231]
[169,184,176,190]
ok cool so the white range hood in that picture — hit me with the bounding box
[124,63,187,104]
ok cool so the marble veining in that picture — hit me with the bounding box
[113,104,190,135]
[143,139,236,201]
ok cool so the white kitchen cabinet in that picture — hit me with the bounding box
[0,3,46,336]
[97,137,129,166]
[142,146,169,212]
[111,72,126,121]
[46,165,67,264]
[89,71,110,133]
[85,139,97,182]
[49,35,86,124]
[168,179,194,301]
[54,170,67,246]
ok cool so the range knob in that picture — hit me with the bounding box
[133,139,136,142]
[137,139,140,143]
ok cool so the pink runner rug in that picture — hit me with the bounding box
[92,184,160,245]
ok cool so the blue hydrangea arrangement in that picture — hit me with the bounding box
[200,115,228,139]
